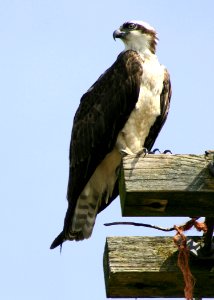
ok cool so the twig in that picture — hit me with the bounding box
[104,218,201,233]
[104,221,174,231]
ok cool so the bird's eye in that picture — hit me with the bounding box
[127,23,137,30]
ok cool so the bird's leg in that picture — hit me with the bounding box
[135,147,150,157]
[120,148,134,156]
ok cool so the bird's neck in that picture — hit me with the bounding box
[124,40,156,59]
[124,45,155,60]
[122,31,157,56]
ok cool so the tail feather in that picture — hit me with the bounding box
[50,231,64,249]
[50,190,109,249]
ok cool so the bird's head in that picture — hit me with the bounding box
[113,20,158,54]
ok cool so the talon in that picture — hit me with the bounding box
[163,149,172,154]
[136,147,148,157]
[148,148,172,154]
[150,148,161,154]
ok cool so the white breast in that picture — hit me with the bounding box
[116,55,165,154]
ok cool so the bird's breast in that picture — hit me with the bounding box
[117,56,165,154]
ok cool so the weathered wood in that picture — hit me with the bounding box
[119,153,214,216]
[103,236,214,298]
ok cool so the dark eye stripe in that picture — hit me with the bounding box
[123,22,137,30]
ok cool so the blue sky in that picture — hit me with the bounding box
[1,0,214,299]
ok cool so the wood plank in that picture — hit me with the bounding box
[103,236,214,298]
[119,153,214,216]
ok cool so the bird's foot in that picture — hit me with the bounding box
[150,148,172,154]
[120,148,134,156]
[135,147,149,157]
[135,147,172,158]
[121,147,172,158]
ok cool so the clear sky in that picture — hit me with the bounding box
[1,0,214,299]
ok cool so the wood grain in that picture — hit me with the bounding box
[119,153,214,216]
[103,236,214,298]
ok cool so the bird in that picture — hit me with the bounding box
[50,20,171,249]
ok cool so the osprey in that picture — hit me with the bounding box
[50,20,171,249]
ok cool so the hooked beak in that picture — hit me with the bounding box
[113,29,127,40]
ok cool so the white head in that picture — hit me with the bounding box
[113,20,158,54]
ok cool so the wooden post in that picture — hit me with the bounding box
[103,153,214,298]
[104,236,214,298]
[119,153,214,216]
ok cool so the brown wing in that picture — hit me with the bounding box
[50,50,143,249]
[65,51,143,218]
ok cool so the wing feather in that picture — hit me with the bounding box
[66,50,143,213]
[144,68,171,150]
[50,53,171,249]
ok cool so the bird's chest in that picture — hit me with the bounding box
[117,58,165,154]
[136,58,165,122]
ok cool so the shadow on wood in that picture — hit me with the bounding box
[103,236,214,298]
